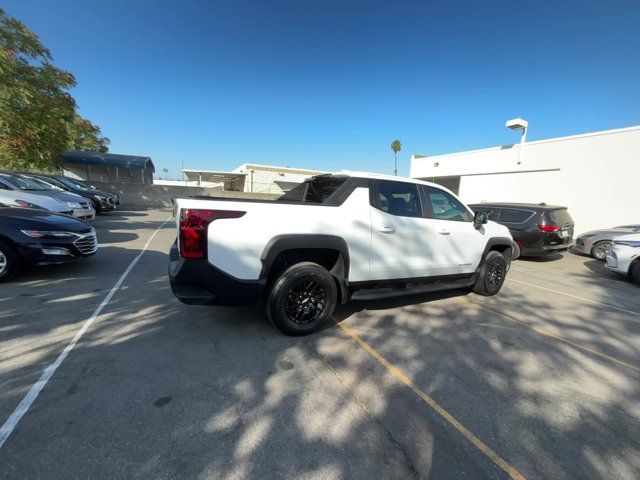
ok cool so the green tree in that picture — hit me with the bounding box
[66,114,110,152]
[390,139,402,176]
[162,167,169,179]
[0,8,109,171]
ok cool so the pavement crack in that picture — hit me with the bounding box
[304,340,421,480]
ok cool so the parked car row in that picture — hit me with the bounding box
[575,224,640,260]
[0,171,120,217]
[469,202,639,285]
[0,172,115,282]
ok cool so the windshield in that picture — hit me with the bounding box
[34,176,69,190]
[57,177,94,191]
[25,176,63,191]
[0,173,49,191]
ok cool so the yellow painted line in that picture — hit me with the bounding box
[337,322,527,480]
[462,297,640,374]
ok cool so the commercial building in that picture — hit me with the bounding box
[410,125,640,234]
[61,151,155,185]
[180,163,325,194]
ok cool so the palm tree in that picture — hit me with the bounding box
[390,139,402,176]
[162,167,169,179]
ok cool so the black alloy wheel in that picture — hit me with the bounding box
[285,280,328,325]
[267,262,338,336]
[473,250,507,296]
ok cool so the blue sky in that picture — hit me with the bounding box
[4,0,640,177]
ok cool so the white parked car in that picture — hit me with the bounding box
[169,172,515,335]
[0,189,75,215]
[605,233,640,285]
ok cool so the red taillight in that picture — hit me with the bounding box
[179,209,245,259]
[538,224,560,233]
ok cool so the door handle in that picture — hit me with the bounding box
[438,230,451,235]
[379,226,395,234]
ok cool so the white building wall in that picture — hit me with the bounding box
[411,126,640,234]
[233,164,325,194]
[154,179,223,188]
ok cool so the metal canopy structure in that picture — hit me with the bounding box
[181,169,246,191]
[61,150,154,171]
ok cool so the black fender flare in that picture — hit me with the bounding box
[477,237,515,272]
[259,234,350,301]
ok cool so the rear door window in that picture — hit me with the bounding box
[500,208,533,223]
[372,180,422,217]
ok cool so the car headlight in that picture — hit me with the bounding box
[15,200,46,210]
[67,202,82,209]
[614,240,640,248]
[95,195,108,201]
[20,230,78,239]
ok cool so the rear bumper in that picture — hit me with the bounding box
[168,242,262,306]
[520,242,575,257]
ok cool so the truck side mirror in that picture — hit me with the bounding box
[474,211,488,229]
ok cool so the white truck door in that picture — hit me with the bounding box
[369,180,436,280]
[421,185,486,275]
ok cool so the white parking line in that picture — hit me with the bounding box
[0,216,172,450]
[508,278,640,317]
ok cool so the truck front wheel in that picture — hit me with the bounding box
[267,262,337,336]
[473,251,507,296]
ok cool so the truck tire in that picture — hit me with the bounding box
[472,251,507,296]
[267,262,337,336]
[0,239,19,282]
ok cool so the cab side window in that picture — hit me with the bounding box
[423,186,473,222]
[372,180,422,218]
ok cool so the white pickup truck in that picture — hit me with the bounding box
[169,172,514,335]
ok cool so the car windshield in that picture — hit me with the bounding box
[35,176,69,190]
[25,176,63,191]
[57,177,94,191]
[0,173,48,191]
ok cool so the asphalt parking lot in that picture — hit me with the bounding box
[1,209,639,480]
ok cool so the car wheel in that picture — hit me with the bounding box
[631,263,640,285]
[0,240,20,282]
[267,262,337,336]
[473,251,507,296]
[590,240,611,261]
